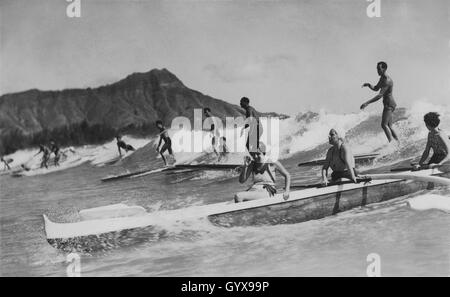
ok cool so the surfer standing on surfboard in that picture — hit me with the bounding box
[235,143,290,202]
[203,107,229,162]
[360,61,399,143]
[203,107,220,158]
[414,112,450,170]
[35,144,50,169]
[321,129,358,186]
[155,120,176,166]
[49,141,61,166]
[240,97,263,159]
[116,135,135,157]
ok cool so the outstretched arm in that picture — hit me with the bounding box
[34,147,43,157]
[342,145,357,182]
[274,160,291,200]
[362,77,382,91]
[239,156,253,183]
[361,84,388,109]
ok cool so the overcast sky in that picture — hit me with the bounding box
[1,0,449,114]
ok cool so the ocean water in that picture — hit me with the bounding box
[1,104,449,276]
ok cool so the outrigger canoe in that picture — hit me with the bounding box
[44,168,449,250]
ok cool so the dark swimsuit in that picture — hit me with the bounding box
[118,140,135,151]
[380,77,397,111]
[330,146,357,181]
[159,129,173,154]
[251,162,277,196]
[245,107,263,154]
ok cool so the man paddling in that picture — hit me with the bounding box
[240,97,263,158]
[116,135,135,157]
[156,120,176,166]
[235,143,290,202]
[321,129,357,186]
[360,61,399,143]
[414,112,450,170]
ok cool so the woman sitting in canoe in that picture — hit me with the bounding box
[235,143,291,203]
[414,112,450,170]
[321,129,358,186]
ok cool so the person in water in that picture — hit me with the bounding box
[240,97,263,158]
[235,143,290,203]
[49,141,60,166]
[360,61,399,143]
[414,112,450,170]
[116,135,135,157]
[203,107,221,158]
[1,157,13,170]
[321,129,358,186]
[156,120,176,166]
[35,144,50,169]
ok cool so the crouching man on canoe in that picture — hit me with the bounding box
[414,112,450,170]
[1,157,13,170]
[116,135,136,157]
[235,143,291,203]
[321,129,358,186]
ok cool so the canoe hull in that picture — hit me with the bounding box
[44,169,449,250]
[47,225,167,252]
[208,173,450,227]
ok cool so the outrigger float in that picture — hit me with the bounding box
[101,153,380,182]
[100,163,241,182]
[44,168,450,250]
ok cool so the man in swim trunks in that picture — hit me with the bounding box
[414,112,450,170]
[49,141,61,166]
[156,120,176,166]
[235,143,290,202]
[116,135,135,157]
[321,129,357,186]
[360,61,399,143]
[35,144,50,169]
[1,157,13,170]
[203,107,221,158]
[240,97,263,158]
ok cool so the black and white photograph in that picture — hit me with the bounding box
[0,0,449,280]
